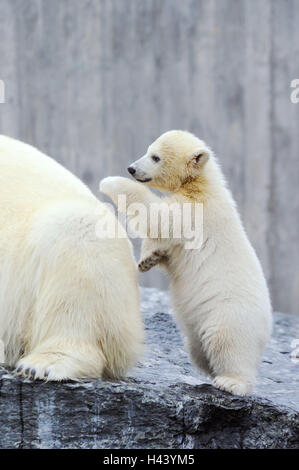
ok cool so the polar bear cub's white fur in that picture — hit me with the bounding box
[100,130,272,396]
[0,135,143,381]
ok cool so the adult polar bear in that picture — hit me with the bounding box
[100,130,272,396]
[0,135,143,381]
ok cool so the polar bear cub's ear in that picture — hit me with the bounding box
[188,148,210,168]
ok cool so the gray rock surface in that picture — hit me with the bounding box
[0,288,298,449]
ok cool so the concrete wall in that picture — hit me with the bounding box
[0,0,298,313]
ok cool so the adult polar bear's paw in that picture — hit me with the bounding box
[15,344,104,381]
[15,354,74,381]
[212,375,252,396]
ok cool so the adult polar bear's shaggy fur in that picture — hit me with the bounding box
[0,135,143,381]
[100,130,272,396]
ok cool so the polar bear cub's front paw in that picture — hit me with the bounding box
[100,176,134,202]
[138,250,168,272]
[100,176,124,194]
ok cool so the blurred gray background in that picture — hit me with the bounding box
[0,0,298,314]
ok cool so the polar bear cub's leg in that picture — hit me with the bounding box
[196,314,258,395]
[209,355,256,396]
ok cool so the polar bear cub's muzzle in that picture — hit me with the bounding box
[127,153,161,183]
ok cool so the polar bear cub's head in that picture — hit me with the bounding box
[127,130,211,192]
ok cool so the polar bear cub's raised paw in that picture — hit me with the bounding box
[100,176,138,202]
[212,375,252,396]
[100,176,124,195]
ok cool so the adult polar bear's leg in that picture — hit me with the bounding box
[13,202,143,381]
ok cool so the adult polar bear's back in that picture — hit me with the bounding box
[0,135,94,205]
[0,135,143,381]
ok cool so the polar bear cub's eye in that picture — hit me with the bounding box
[151,155,160,163]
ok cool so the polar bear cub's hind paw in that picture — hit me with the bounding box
[212,375,253,396]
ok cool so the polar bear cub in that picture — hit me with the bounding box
[100,130,272,396]
[0,135,143,381]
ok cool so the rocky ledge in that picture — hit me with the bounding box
[0,288,298,449]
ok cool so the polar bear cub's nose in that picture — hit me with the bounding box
[127,166,136,175]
